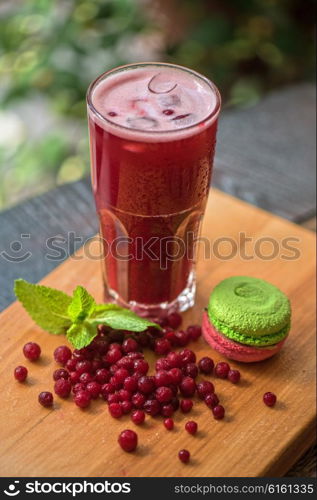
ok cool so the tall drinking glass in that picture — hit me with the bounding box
[87,63,221,318]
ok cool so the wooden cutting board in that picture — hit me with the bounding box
[0,189,315,477]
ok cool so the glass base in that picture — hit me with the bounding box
[104,271,196,319]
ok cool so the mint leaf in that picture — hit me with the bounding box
[14,279,72,334]
[66,322,97,350]
[90,303,122,317]
[89,308,160,332]
[14,279,160,349]
[68,286,95,322]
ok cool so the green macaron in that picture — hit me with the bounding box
[208,276,291,347]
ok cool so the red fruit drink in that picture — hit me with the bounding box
[87,63,220,318]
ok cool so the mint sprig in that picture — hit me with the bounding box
[14,279,72,335]
[14,279,160,349]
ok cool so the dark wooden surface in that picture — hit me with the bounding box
[0,83,315,477]
[0,84,315,311]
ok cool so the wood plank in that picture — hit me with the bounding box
[0,189,315,477]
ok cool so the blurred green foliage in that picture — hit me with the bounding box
[0,0,315,209]
[0,0,149,208]
[166,0,315,106]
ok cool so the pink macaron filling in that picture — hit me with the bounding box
[202,312,287,363]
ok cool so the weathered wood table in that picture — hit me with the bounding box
[0,83,315,476]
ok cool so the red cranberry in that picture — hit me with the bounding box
[174,330,190,347]
[183,363,198,379]
[74,390,91,408]
[69,371,80,384]
[228,369,241,384]
[72,383,86,394]
[65,358,77,371]
[127,352,143,360]
[154,338,171,355]
[155,358,170,371]
[198,357,214,374]
[187,325,202,341]
[110,364,119,376]
[169,383,178,396]
[118,389,132,402]
[169,367,183,385]
[143,399,161,416]
[212,405,225,420]
[263,392,277,407]
[38,391,53,407]
[54,378,71,398]
[180,399,193,413]
[205,393,219,408]
[185,420,198,435]
[164,330,177,346]
[23,342,41,361]
[53,368,69,381]
[92,337,109,354]
[133,359,149,375]
[91,359,102,372]
[138,376,155,394]
[109,342,122,351]
[107,393,121,404]
[167,312,182,329]
[79,372,93,384]
[121,400,133,414]
[179,349,196,365]
[178,449,190,463]
[86,381,101,399]
[160,403,173,417]
[124,375,138,392]
[100,383,115,399]
[138,332,150,347]
[109,402,123,418]
[179,377,196,397]
[155,370,172,387]
[171,397,180,411]
[117,356,134,371]
[131,409,145,425]
[114,368,130,384]
[197,381,214,399]
[105,349,122,364]
[162,109,174,116]
[164,418,174,430]
[122,338,139,353]
[154,317,167,328]
[95,368,110,384]
[110,375,122,390]
[132,392,146,408]
[215,362,230,379]
[72,349,85,361]
[118,429,138,452]
[155,386,173,403]
[53,345,71,365]
[166,352,182,368]
[14,365,28,382]
[76,360,92,375]
[108,330,124,343]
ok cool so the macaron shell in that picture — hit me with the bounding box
[209,312,290,347]
[202,312,287,363]
[208,276,291,337]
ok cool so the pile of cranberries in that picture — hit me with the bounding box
[14,312,277,463]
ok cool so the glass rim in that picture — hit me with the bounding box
[86,62,221,136]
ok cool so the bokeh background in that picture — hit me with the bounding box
[0,0,315,210]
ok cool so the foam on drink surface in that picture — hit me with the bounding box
[90,65,218,140]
